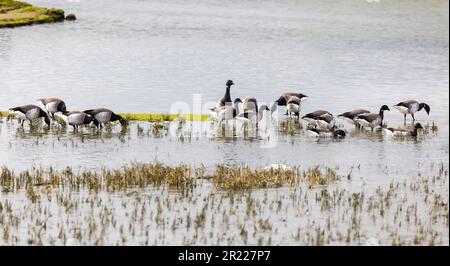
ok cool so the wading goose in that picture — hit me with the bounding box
[237,105,270,125]
[286,96,301,117]
[215,80,234,109]
[393,100,430,122]
[210,80,235,119]
[56,111,96,131]
[306,128,346,138]
[337,109,370,128]
[383,123,423,137]
[271,92,308,114]
[242,97,258,113]
[217,98,242,125]
[9,105,50,128]
[302,110,335,129]
[83,108,126,129]
[37,98,67,118]
[354,105,390,130]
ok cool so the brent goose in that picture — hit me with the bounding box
[215,80,235,109]
[242,97,259,113]
[56,111,96,131]
[337,109,370,128]
[393,100,430,122]
[237,105,270,125]
[271,92,308,114]
[217,98,242,125]
[383,123,423,137]
[306,128,346,138]
[302,110,335,129]
[9,105,50,128]
[286,96,303,117]
[37,98,67,118]
[354,105,390,130]
[83,108,126,129]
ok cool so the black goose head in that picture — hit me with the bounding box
[419,103,430,115]
[38,108,51,127]
[84,114,94,125]
[57,101,67,113]
[234,98,243,104]
[333,129,346,138]
[414,123,423,130]
[110,112,127,125]
[380,105,390,112]
[274,96,286,106]
[226,80,234,87]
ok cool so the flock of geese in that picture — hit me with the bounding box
[209,80,431,138]
[8,99,125,131]
[7,79,431,138]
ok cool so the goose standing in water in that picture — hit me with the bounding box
[383,123,423,137]
[209,80,235,120]
[354,105,390,131]
[337,109,370,128]
[56,111,96,131]
[393,100,430,122]
[83,108,126,129]
[237,105,270,126]
[306,128,346,139]
[286,96,302,118]
[215,80,234,108]
[9,105,51,128]
[37,98,67,118]
[302,110,335,129]
[271,92,308,115]
[242,97,258,113]
[216,98,243,125]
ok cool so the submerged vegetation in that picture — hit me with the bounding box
[0,163,342,193]
[0,0,71,28]
[0,162,447,245]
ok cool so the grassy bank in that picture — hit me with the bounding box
[119,113,210,122]
[1,111,210,122]
[0,0,67,28]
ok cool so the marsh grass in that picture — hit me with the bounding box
[120,113,209,122]
[0,163,342,193]
[0,163,447,246]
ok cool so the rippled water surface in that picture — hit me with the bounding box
[0,0,448,245]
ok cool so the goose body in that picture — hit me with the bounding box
[302,110,334,129]
[237,105,270,125]
[306,128,346,138]
[383,123,423,137]
[9,104,50,127]
[271,92,308,114]
[286,96,301,117]
[242,97,258,113]
[83,108,126,129]
[211,98,242,122]
[37,98,67,117]
[57,111,95,130]
[216,98,243,125]
[354,105,390,130]
[393,100,430,122]
[338,109,370,126]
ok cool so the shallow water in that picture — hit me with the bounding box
[0,0,448,245]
